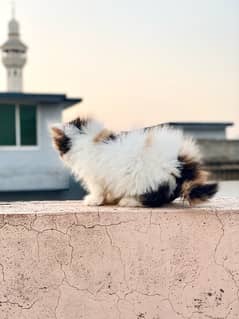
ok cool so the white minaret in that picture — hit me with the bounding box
[1,5,27,92]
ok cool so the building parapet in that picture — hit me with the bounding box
[0,198,239,318]
[198,139,239,180]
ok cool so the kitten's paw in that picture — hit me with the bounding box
[118,197,142,207]
[83,194,104,206]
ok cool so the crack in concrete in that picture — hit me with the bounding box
[214,212,239,291]
[0,221,76,314]
[67,234,74,267]
[30,214,38,229]
[224,298,239,319]
[214,211,225,267]
[0,263,5,282]
[59,263,95,299]
[54,288,61,319]
[105,226,130,297]
[166,296,188,319]
[0,214,137,235]
[36,232,40,262]
[150,221,163,243]
[121,290,187,319]
[0,298,38,310]
[115,296,122,319]
[212,210,239,318]
[75,219,137,229]
[133,210,153,234]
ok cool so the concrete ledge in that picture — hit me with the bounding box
[0,198,239,318]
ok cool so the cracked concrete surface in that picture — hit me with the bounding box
[0,198,239,318]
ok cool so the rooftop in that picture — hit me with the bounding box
[168,122,234,128]
[0,92,82,108]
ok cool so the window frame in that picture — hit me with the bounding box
[0,103,39,151]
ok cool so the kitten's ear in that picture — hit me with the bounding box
[50,124,71,156]
[51,127,63,137]
[50,124,64,138]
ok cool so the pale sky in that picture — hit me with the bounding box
[0,0,238,137]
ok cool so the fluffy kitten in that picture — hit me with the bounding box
[51,117,218,207]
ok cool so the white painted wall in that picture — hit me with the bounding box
[7,68,23,92]
[0,103,70,191]
[217,181,239,197]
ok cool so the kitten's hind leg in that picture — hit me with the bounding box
[118,197,142,207]
[104,192,118,205]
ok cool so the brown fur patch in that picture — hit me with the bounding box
[69,117,89,131]
[51,127,64,138]
[144,132,153,148]
[179,153,212,203]
[93,129,114,143]
[51,127,71,156]
[181,169,209,201]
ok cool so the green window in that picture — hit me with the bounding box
[20,105,37,146]
[0,104,37,147]
[0,104,16,146]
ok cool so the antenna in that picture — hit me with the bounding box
[11,0,15,18]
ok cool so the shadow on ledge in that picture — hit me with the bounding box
[0,175,86,202]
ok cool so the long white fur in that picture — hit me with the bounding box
[54,119,200,206]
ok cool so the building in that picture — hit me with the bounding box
[1,14,27,92]
[167,122,239,181]
[198,139,239,181]
[0,11,85,200]
[167,122,233,140]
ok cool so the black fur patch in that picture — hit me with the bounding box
[172,155,201,199]
[178,155,200,182]
[108,133,117,140]
[69,117,88,132]
[103,133,118,143]
[189,183,218,201]
[169,181,182,202]
[54,133,71,156]
[139,184,172,207]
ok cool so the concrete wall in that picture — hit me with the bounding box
[199,140,239,163]
[0,103,70,191]
[180,127,226,139]
[0,198,239,318]
[199,140,239,181]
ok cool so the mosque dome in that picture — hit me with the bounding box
[1,17,27,53]
[1,38,27,52]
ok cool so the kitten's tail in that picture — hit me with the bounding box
[178,139,218,205]
[139,137,218,208]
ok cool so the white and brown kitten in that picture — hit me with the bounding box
[51,118,218,207]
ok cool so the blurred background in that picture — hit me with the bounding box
[0,0,238,200]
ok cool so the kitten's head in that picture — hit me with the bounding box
[50,117,103,157]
